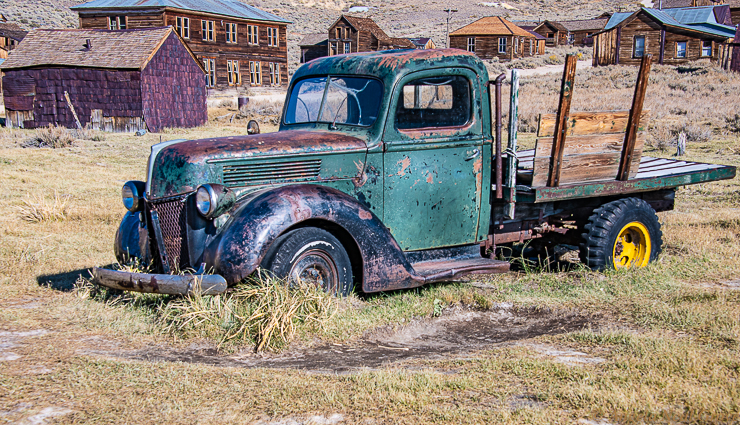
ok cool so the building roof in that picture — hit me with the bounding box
[71,0,290,24]
[557,18,608,32]
[0,22,27,42]
[525,29,546,40]
[602,7,735,38]
[408,37,432,47]
[450,16,535,37]
[379,37,415,48]
[339,15,389,40]
[299,33,328,46]
[1,27,200,71]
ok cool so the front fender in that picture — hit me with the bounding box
[114,211,151,265]
[203,184,423,292]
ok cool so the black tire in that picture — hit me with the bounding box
[260,227,354,296]
[579,198,663,271]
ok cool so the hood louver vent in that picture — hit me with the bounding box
[222,159,322,187]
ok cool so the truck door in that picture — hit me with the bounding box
[382,68,487,251]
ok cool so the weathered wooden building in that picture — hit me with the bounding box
[72,0,290,88]
[408,37,436,49]
[592,7,735,66]
[531,20,569,46]
[558,18,608,46]
[299,33,328,63]
[1,28,206,132]
[327,15,413,56]
[450,17,543,61]
[0,22,27,59]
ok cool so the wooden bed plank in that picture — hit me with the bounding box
[538,110,650,137]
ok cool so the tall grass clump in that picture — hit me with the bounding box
[160,272,336,352]
[16,191,70,222]
[22,124,76,148]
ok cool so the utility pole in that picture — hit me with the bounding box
[444,8,458,48]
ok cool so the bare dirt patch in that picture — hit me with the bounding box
[88,305,594,373]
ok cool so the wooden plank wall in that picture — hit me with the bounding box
[140,31,207,132]
[5,110,33,129]
[450,35,540,61]
[2,67,144,131]
[530,111,648,187]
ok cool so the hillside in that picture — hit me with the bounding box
[3,0,643,68]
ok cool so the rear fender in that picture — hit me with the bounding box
[203,184,423,292]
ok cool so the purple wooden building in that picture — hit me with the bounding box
[1,27,206,132]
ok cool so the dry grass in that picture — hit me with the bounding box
[16,191,70,222]
[160,272,336,352]
[22,124,76,148]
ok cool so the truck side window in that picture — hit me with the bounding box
[395,75,471,130]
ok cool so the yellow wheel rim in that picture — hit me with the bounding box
[612,222,651,268]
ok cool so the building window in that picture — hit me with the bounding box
[330,42,337,55]
[530,40,534,55]
[514,37,518,54]
[498,37,507,54]
[227,60,240,86]
[108,16,126,30]
[633,35,645,58]
[467,37,475,52]
[175,17,189,39]
[247,25,259,45]
[202,20,214,41]
[226,23,237,43]
[345,27,350,39]
[568,33,574,44]
[203,58,215,87]
[267,27,279,47]
[344,42,351,54]
[336,27,342,38]
[269,63,281,86]
[701,40,712,57]
[676,41,687,58]
[249,61,262,85]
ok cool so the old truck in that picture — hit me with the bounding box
[93,49,736,296]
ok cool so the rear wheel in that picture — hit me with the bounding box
[260,227,354,296]
[579,198,662,270]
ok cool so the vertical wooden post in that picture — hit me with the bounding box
[659,29,665,64]
[504,69,519,219]
[546,54,578,187]
[618,54,652,181]
[64,91,83,130]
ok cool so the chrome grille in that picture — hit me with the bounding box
[149,196,189,272]
[222,159,322,187]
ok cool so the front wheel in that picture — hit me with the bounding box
[260,227,354,296]
[579,198,663,270]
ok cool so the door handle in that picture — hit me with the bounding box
[465,149,481,161]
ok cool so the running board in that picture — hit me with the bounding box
[411,257,510,283]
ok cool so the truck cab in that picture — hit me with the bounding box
[94,49,736,296]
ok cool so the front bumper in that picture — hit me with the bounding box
[92,267,227,295]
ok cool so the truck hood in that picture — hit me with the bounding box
[148,130,368,199]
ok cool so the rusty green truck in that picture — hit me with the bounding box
[93,49,736,296]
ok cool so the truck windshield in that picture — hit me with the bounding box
[284,76,383,127]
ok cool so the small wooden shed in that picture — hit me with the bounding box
[2,27,206,132]
[299,33,328,63]
[450,17,542,61]
[592,7,735,67]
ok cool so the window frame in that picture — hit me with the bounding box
[701,40,712,57]
[633,35,645,58]
[344,41,351,54]
[498,37,507,54]
[267,27,279,47]
[269,62,281,86]
[247,25,259,45]
[676,41,687,58]
[202,20,214,42]
[108,15,126,30]
[467,37,475,52]
[227,60,240,86]
[225,22,237,43]
[249,61,262,86]
[175,16,190,39]
[203,58,215,88]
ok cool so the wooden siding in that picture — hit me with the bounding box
[593,13,724,66]
[301,45,327,63]
[450,35,540,61]
[79,10,288,88]
[141,31,206,132]
[2,67,144,130]
[328,21,362,53]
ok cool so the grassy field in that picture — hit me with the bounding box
[1,63,739,424]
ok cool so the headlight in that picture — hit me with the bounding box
[195,184,235,219]
[122,181,146,212]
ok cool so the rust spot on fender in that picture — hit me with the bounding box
[426,172,434,184]
[397,156,411,176]
[359,209,372,220]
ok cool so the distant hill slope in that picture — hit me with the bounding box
[4,0,642,69]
